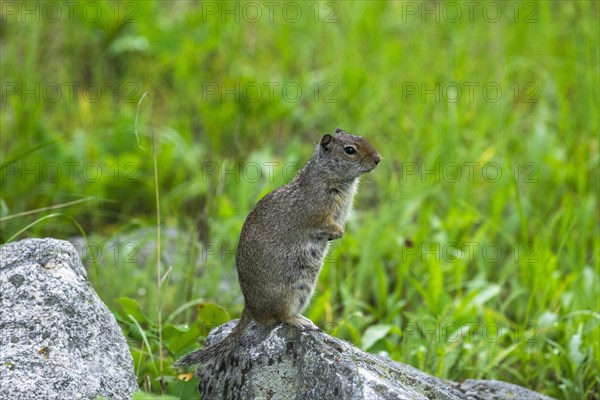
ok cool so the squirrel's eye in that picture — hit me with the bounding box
[344,146,357,155]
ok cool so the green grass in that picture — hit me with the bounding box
[1,1,598,399]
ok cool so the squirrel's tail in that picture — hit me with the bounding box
[173,308,253,367]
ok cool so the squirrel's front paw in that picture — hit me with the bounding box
[312,223,344,241]
[326,224,344,241]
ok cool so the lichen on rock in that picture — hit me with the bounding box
[0,238,138,400]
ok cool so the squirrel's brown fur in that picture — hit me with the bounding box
[174,128,380,367]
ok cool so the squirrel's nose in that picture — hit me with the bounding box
[374,153,381,165]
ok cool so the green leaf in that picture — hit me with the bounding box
[161,323,190,340]
[167,325,201,354]
[127,315,157,376]
[132,391,180,400]
[116,297,148,323]
[166,298,207,324]
[197,303,230,327]
[166,375,200,398]
[361,324,393,351]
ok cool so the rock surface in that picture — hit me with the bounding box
[0,238,138,400]
[451,379,554,400]
[194,320,555,400]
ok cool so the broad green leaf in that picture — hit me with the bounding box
[167,325,202,354]
[361,324,393,351]
[116,297,148,323]
[197,302,230,327]
[161,323,189,340]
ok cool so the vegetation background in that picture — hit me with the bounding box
[1,1,598,399]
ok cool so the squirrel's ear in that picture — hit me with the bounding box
[320,134,333,150]
[335,128,344,134]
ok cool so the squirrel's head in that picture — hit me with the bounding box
[317,128,381,180]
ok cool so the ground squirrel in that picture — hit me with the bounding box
[175,128,380,367]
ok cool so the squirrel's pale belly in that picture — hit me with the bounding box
[331,180,358,225]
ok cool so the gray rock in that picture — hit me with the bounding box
[194,320,555,400]
[452,379,554,400]
[0,238,138,400]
